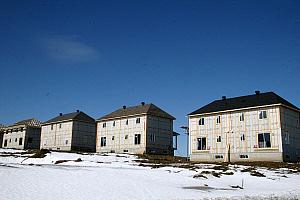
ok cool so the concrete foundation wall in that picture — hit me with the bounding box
[189,106,284,162]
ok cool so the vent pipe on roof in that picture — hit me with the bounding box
[123,106,126,109]
[222,96,226,100]
[76,110,80,113]
[141,102,145,106]
[59,113,63,116]
[255,90,260,95]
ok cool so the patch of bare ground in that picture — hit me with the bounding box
[54,158,82,164]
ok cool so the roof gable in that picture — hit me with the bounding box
[98,103,175,121]
[189,92,300,116]
[43,111,95,124]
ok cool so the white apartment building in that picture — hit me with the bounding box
[188,91,300,162]
[96,103,177,155]
[2,119,41,149]
[40,110,96,152]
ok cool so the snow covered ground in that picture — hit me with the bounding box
[0,149,299,200]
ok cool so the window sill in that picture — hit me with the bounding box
[192,150,210,153]
[254,147,279,151]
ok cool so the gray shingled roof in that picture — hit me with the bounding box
[13,119,41,126]
[97,103,175,121]
[189,92,300,116]
[43,111,95,125]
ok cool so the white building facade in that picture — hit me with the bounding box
[188,92,300,162]
[40,111,96,152]
[96,103,176,155]
[2,119,41,150]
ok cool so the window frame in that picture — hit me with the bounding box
[102,123,106,128]
[136,118,141,124]
[257,133,271,148]
[216,116,221,124]
[100,137,107,147]
[19,138,23,146]
[240,113,244,122]
[216,136,221,143]
[259,110,267,119]
[134,134,141,145]
[198,117,205,126]
[197,137,207,150]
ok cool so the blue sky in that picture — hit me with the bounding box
[0,0,299,156]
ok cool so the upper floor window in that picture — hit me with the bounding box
[51,124,54,130]
[216,116,221,124]
[197,137,207,150]
[258,133,271,148]
[19,138,23,146]
[240,113,244,121]
[199,118,204,126]
[59,124,62,129]
[149,133,155,143]
[216,136,221,143]
[259,111,267,119]
[103,123,106,128]
[112,136,115,140]
[126,119,129,125]
[113,121,116,127]
[136,118,140,124]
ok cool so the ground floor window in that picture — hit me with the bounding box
[258,133,271,148]
[4,140,7,147]
[19,138,23,145]
[134,134,141,145]
[28,138,33,143]
[101,137,106,147]
[197,137,207,150]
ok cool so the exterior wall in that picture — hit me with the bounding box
[2,127,26,149]
[0,131,3,148]
[189,106,283,162]
[71,121,96,152]
[24,127,41,149]
[146,115,174,155]
[96,115,147,154]
[40,121,73,151]
[280,107,300,162]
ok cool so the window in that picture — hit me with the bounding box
[240,113,244,121]
[15,138,18,142]
[123,150,128,152]
[199,118,204,125]
[28,138,33,143]
[101,137,106,147]
[134,134,141,145]
[9,139,11,143]
[197,137,207,150]
[113,121,116,127]
[240,155,249,159]
[216,116,221,124]
[136,118,140,124]
[259,111,267,119]
[19,138,23,145]
[4,140,7,147]
[258,133,271,148]
[20,127,24,132]
[241,133,245,141]
[215,155,223,159]
[126,119,128,125]
[59,124,62,129]
[112,136,115,140]
[51,124,54,130]
[284,133,290,144]
[150,133,155,143]
[65,140,68,145]
[125,135,128,139]
[102,123,106,128]
[217,136,221,143]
